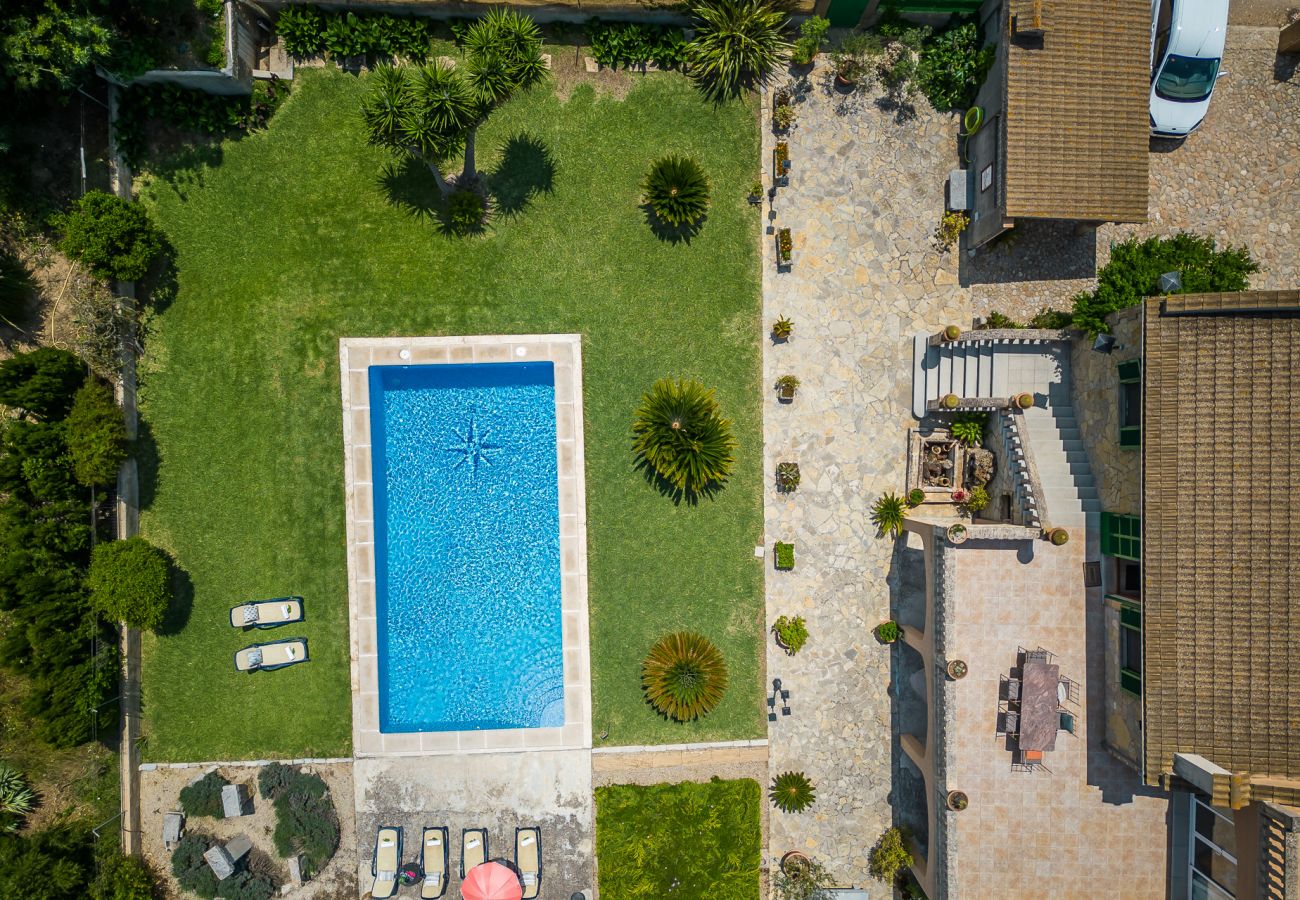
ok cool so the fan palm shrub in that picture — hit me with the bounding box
[0,764,35,832]
[642,631,729,721]
[769,771,816,812]
[871,492,908,538]
[642,155,710,227]
[687,0,791,100]
[631,378,736,494]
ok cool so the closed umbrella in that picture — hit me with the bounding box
[460,861,522,900]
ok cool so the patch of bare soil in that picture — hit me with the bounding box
[543,41,641,102]
[140,762,357,900]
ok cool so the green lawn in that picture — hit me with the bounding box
[595,779,761,898]
[135,66,765,760]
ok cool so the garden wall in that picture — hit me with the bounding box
[260,0,817,25]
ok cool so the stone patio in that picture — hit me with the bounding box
[761,64,967,887]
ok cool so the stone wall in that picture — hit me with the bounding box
[1101,597,1142,767]
[1069,307,1141,516]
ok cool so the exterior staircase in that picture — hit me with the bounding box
[912,331,1100,529]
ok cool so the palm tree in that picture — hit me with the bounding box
[459,10,548,182]
[642,155,711,227]
[687,0,791,101]
[631,378,736,495]
[0,764,35,833]
[642,631,729,721]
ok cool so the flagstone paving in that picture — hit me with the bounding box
[761,67,967,887]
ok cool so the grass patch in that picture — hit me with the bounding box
[135,66,764,759]
[595,778,761,898]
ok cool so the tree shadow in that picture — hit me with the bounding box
[875,94,919,125]
[134,416,160,513]
[148,143,224,203]
[486,131,556,218]
[377,157,442,224]
[157,555,193,637]
[640,204,707,245]
[632,456,725,506]
[139,235,178,315]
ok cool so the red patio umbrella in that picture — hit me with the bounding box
[460,861,522,900]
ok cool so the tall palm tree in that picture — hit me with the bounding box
[458,9,547,183]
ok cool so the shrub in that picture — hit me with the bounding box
[0,826,95,897]
[64,378,128,487]
[642,155,710,227]
[906,488,925,506]
[87,537,173,630]
[868,826,913,884]
[642,631,729,722]
[0,250,33,324]
[772,103,797,130]
[831,32,882,85]
[950,412,986,447]
[0,765,35,833]
[179,772,228,819]
[980,310,1023,329]
[773,615,807,654]
[775,461,800,490]
[774,541,794,569]
[772,316,793,339]
[447,190,486,234]
[171,833,219,898]
[1071,233,1257,336]
[115,80,291,168]
[934,210,968,251]
[631,378,736,495]
[1027,307,1074,329]
[56,192,162,282]
[687,0,791,100]
[277,5,325,57]
[790,16,830,66]
[586,19,689,69]
[871,492,907,538]
[915,21,994,112]
[775,374,799,392]
[774,856,835,900]
[0,347,87,420]
[216,872,276,900]
[259,764,339,878]
[875,620,900,643]
[769,771,816,813]
[94,853,161,900]
[960,484,989,515]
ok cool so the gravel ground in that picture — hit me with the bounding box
[139,762,356,899]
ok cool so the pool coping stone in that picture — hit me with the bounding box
[339,335,592,757]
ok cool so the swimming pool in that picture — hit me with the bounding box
[369,362,564,732]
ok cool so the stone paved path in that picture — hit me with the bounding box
[761,66,967,887]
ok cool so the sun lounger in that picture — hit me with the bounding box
[421,827,448,899]
[371,826,402,900]
[229,597,303,629]
[461,828,487,878]
[516,827,541,899]
[234,638,308,672]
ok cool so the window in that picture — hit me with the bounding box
[1119,359,1141,448]
[1189,796,1237,898]
[1117,559,1140,598]
[1118,600,1142,696]
[1101,512,1141,561]
[980,164,993,192]
[1156,54,1221,102]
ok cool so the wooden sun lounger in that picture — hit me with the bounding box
[233,638,308,672]
[516,827,541,899]
[229,597,303,628]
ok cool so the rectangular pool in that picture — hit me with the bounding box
[369,362,564,732]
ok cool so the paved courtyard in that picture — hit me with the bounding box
[761,66,966,886]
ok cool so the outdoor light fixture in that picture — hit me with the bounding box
[1159,270,1182,293]
[399,348,411,360]
[1092,334,1118,354]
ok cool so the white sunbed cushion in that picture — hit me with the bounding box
[520,833,535,846]
[427,836,441,846]
[247,648,263,668]
[467,838,480,849]
[523,873,537,884]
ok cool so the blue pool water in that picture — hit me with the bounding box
[369,362,564,732]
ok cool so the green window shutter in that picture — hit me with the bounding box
[1101,513,1142,561]
[1118,359,1142,382]
[1119,426,1142,448]
[1119,605,1141,630]
[1120,669,1142,696]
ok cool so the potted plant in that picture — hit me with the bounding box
[959,485,989,517]
[775,227,794,269]
[870,491,907,538]
[1014,392,1035,409]
[772,615,808,654]
[774,541,795,570]
[935,212,970,252]
[947,523,968,544]
[950,488,969,504]
[946,659,968,680]
[747,180,764,205]
[773,140,790,186]
[776,854,835,900]
[942,324,963,341]
[773,103,797,132]
[780,850,812,878]
[946,789,968,811]
[907,488,925,507]
[874,620,901,643]
[1046,527,1070,546]
[775,461,800,491]
[831,32,880,87]
[775,374,799,401]
[789,16,829,67]
[772,316,793,341]
[941,393,961,409]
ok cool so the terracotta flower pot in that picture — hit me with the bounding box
[946,789,968,811]
[947,659,968,680]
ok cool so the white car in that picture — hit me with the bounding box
[1149,0,1228,138]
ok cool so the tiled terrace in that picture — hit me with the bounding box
[901,522,1170,897]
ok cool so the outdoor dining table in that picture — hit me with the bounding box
[1017,660,1060,752]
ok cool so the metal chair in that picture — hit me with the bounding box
[999,710,1019,737]
[1000,674,1021,703]
[1022,646,1055,665]
[1058,675,1080,705]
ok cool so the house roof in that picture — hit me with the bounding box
[1142,291,1300,787]
[1000,0,1149,223]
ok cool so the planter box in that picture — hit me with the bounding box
[775,228,794,270]
[773,143,790,187]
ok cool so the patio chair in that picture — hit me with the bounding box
[229,596,303,629]
[1058,675,1080,705]
[1001,674,1021,703]
[461,828,487,878]
[1023,646,1055,665]
[371,826,402,900]
[1000,710,1019,737]
[420,827,448,899]
[234,638,308,672]
[516,827,541,900]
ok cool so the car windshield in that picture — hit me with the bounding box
[1155,53,1220,101]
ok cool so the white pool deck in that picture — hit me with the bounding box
[338,335,592,756]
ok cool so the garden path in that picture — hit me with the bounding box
[760,66,968,887]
